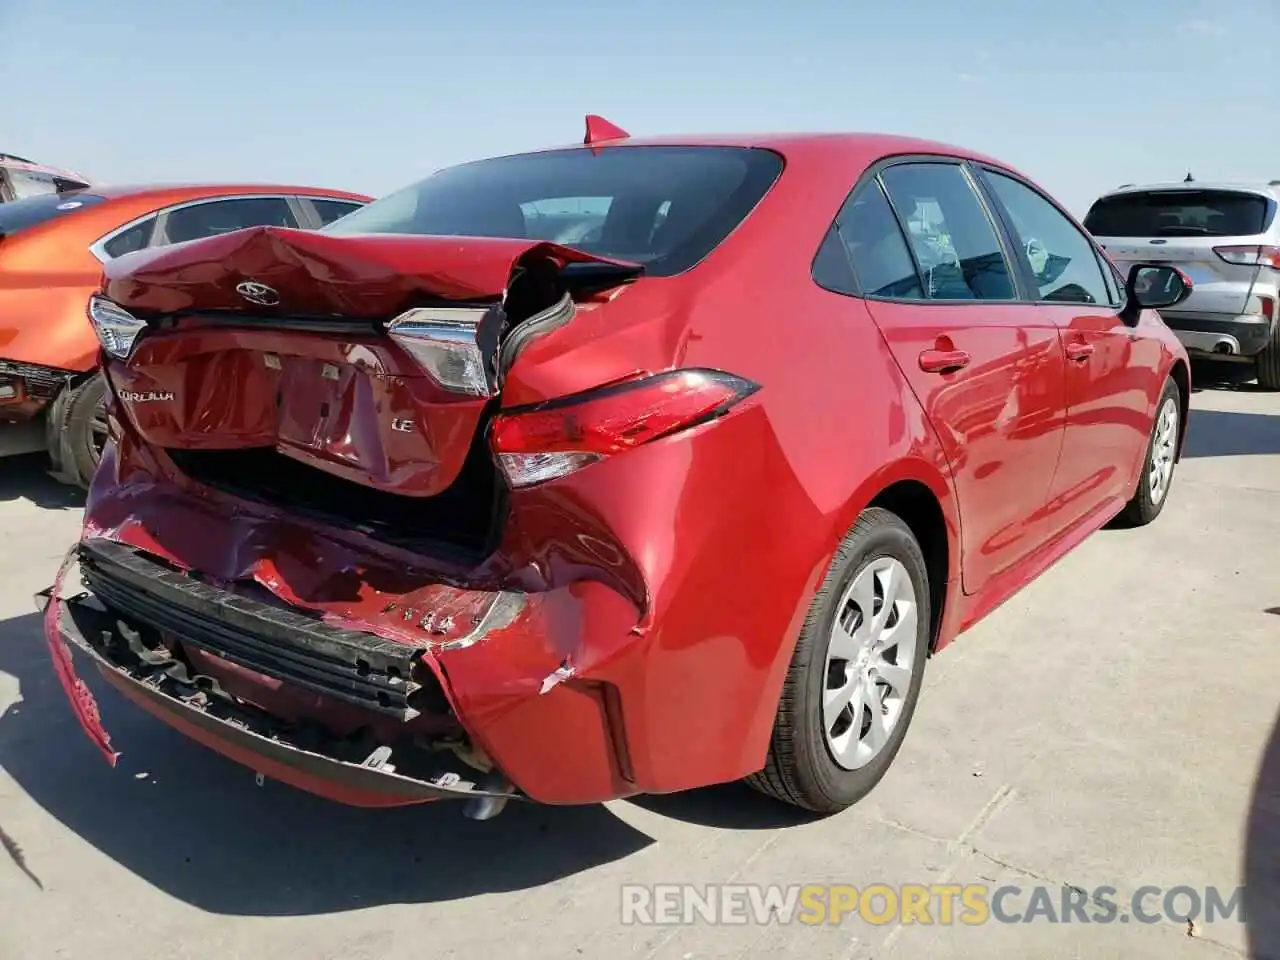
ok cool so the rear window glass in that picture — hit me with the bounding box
[0,191,105,236]
[323,146,784,276]
[1083,190,1271,238]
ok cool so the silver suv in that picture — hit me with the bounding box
[1083,180,1280,388]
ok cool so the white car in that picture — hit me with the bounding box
[0,154,91,203]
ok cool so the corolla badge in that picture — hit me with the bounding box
[236,280,280,306]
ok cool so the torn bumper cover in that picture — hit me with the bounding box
[38,535,649,807]
[38,542,520,809]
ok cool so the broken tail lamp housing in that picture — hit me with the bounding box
[489,368,760,488]
[88,295,148,360]
[387,308,493,397]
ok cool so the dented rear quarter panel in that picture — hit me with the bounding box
[482,140,963,792]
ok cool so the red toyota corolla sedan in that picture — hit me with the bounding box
[42,121,1192,819]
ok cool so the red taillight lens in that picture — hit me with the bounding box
[490,368,759,487]
[1213,245,1280,269]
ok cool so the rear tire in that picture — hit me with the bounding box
[1257,323,1280,390]
[746,508,931,814]
[1116,376,1180,527]
[61,373,109,489]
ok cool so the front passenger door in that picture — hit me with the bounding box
[977,169,1161,541]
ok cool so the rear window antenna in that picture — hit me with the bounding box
[1184,171,1194,182]
[584,115,630,146]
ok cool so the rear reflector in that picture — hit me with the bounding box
[1213,245,1280,269]
[490,368,759,487]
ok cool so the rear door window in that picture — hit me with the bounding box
[158,196,299,246]
[0,191,105,237]
[1083,189,1272,238]
[322,146,784,277]
[818,179,924,299]
[879,162,1017,301]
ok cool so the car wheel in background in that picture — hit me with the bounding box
[61,372,109,489]
[1256,324,1280,390]
[1116,376,1181,527]
[746,507,931,814]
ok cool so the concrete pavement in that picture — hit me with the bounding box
[1,371,1277,959]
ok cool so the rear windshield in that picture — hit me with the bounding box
[323,146,784,276]
[1083,189,1272,238]
[0,191,105,237]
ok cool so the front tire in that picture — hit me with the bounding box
[746,508,931,814]
[1116,376,1181,527]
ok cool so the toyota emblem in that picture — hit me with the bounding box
[236,281,280,306]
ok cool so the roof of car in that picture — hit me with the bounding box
[514,130,1016,171]
[0,155,92,182]
[1099,180,1280,199]
[77,182,371,202]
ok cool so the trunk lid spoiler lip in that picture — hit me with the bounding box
[100,227,645,320]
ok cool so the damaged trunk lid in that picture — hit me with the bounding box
[97,227,640,550]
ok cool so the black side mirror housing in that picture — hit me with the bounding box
[1120,263,1193,324]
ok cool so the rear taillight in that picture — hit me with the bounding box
[387,307,495,397]
[490,368,759,487]
[87,295,147,359]
[1213,245,1280,269]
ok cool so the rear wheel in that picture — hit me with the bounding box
[1116,376,1180,527]
[61,373,109,489]
[746,508,931,814]
[1256,322,1280,390]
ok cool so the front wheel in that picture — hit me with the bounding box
[746,508,931,814]
[1116,376,1181,527]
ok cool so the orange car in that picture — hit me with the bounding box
[0,183,371,486]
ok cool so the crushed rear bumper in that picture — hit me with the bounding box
[37,542,520,811]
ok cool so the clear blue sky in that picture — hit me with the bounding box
[3,0,1276,216]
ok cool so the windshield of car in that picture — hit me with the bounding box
[0,191,105,237]
[323,146,784,276]
[1083,189,1272,238]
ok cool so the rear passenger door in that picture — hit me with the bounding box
[976,168,1160,540]
[825,159,1067,596]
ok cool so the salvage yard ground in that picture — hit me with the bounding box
[1,366,1278,960]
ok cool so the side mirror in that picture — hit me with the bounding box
[1120,263,1193,323]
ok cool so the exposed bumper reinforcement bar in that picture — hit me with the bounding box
[78,538,426,719]
[38,583,521,811]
